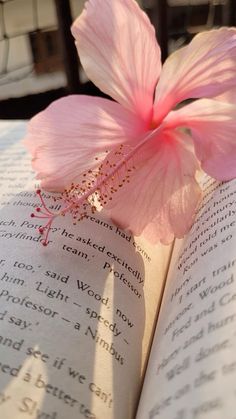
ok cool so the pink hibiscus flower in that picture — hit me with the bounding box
[24,0,236,245]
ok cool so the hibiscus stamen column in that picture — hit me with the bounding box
[30,129,160,245]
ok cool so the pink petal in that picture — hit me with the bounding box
[104,129,201,244]
[71,0,161,122]
[24,95,145,191]
[165,99,236,180]
[214,87,236,104]
[153,28,236,124]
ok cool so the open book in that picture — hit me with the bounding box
[0,120,235,419]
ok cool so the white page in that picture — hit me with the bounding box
[137,176,236,419]
[0,121,171,419]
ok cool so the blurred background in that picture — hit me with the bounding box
[0,0,235,119]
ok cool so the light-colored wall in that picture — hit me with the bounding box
[0,0,86,99]
[0,0,144,99]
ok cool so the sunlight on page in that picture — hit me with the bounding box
[0,347,48,417]
[0,121,172,419]
[91,276,114,413]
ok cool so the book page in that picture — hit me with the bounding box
[137,175,236,419]
[0,121,171,419]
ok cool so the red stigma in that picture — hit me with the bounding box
[31,187,58,246]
